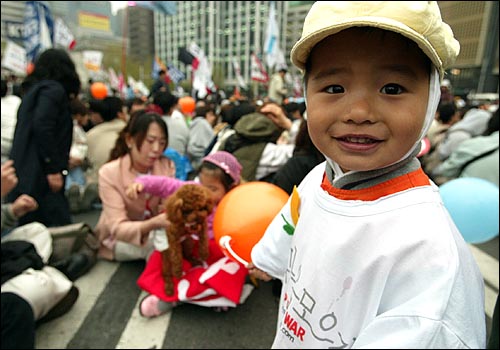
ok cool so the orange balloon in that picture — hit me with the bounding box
[213,181,289,265]
[26,62,35,75]
[90,82,108,100]
[178,96,196,114]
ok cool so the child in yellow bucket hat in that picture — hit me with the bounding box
[249,2,486,348]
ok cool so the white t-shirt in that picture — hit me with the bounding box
[252,162,486,349]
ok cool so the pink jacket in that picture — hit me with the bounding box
[95,154,176,260]
[135,175,217,240]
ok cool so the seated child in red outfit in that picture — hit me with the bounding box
[126,151,252,316]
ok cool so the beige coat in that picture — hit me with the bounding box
[95,154,175,260]
[86,118,127,183]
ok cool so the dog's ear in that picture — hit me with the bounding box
[166,195,184,222]
[172,197,184,222]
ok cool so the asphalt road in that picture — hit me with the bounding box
[34,208,498,349]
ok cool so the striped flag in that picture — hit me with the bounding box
[167,63,186,84]
[251,53,269,83]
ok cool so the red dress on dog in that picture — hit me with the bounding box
[135,176,250,308]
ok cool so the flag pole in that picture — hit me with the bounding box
[121,5,129,79]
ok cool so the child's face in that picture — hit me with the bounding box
[198,168,227,205]
[305,28,430,172]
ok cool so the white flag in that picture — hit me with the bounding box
[54,17,75,50]
[264,2,280,70]
[232,58,247,89]
[108,67,120,91]
[188,42,215,99]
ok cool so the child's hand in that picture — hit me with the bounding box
[126,182,144,200]
[247,262,272,282]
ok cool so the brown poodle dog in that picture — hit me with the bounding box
[162,184,214,296]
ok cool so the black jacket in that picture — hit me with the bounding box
[7,80,73,226]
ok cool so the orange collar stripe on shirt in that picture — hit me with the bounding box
[321,168,431,201]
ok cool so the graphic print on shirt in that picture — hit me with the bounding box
[279,246,353,348]
[282,186,301,235]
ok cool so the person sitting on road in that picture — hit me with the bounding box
[1,160,79,349]
[125,151,252,316]
[94,110,175,262]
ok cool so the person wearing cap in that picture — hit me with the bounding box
[267,67,288,105]
[248,2,486,348]
[124,151,252,316]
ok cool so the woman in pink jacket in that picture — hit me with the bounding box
[94,111,176,261]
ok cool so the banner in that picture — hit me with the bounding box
[167,63,186,85]
[24,1,54,64]
[250,53,269,83]
[82,50,103,71]
[4,21,25,43]
[78,11,110,31]
[1,41,27,76]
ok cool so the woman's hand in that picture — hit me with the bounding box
[247,262,272,282]
[47,173,63,192]
[12,194,38,218]
[125,182,144,200]
[261,103,292,131]
[140,212,169,244]
[1,160,18,197]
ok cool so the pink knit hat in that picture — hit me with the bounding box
[202,151,242,184]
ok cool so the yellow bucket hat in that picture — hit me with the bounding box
[290,1,460,79]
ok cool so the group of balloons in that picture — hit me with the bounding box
[90,81,197,115]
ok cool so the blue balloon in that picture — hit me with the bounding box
[439,177,499,244]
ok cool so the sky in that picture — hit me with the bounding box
[110,1,128,15]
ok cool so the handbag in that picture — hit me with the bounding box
[47,222,99,269]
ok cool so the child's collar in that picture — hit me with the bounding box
[325,147,421,190]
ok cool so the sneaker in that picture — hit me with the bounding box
[67,184,81,214]
[37,285,79,324]
[139,294,177,318]
[81,183,99,212]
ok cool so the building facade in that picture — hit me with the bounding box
[1,1,498,95]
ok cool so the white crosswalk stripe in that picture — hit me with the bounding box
[115,291,173,349]
[35,261,120,348]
